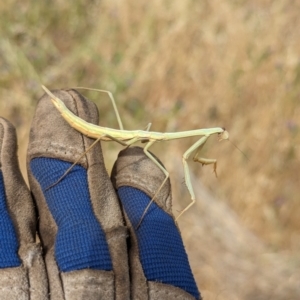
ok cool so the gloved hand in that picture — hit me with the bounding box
[0,89,201,299]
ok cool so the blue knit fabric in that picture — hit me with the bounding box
[0,171,21,268]
[30,158,112,272]
[118,186,200,300]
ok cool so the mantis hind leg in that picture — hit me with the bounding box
[45,134,140,191]
[177,135,215,221]
[73,87,124,130]
[45,135,104,191]
[136,140,170,229]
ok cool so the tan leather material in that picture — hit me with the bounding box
[27,90,91,168]
[44,248,64,299]
[148,282,197,300]
[122,210,148,299]
[0,118,48,300]
[26,89,129,299]
[61,269,115,299]
[0,267,29,300]
[0,118,36,245]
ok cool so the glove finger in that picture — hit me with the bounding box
[0,117,47,299]
[27,89,129,300]
[111,147,201,300]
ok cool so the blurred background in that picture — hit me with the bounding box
[0,0,299,299]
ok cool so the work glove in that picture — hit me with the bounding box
[0,89,201,299]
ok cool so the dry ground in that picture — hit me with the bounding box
[1,1,299,299]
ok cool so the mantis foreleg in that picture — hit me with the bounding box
[177,135,217,221]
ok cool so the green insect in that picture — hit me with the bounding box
[42,85,229,225]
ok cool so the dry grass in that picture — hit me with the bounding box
[1,0,300,298]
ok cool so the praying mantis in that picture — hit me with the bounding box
[42,85,229,224]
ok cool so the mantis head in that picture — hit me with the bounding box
[219,128,229,141]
